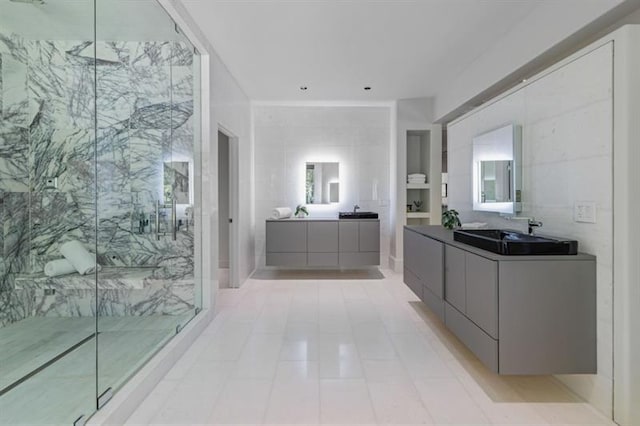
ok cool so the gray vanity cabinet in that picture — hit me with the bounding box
[403,225,596,375]
[266,219,379,266]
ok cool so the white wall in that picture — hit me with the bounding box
[447,42,613,416]
[166,0,254,298]
[210,51,254,288]
[434,0,625,121]
[390,98,441,271]
[253,105,392,267]
[611,25,640,426]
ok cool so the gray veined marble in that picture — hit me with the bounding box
[0,33,198,328]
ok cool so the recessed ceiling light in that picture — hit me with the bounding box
[300,86,308,91]
[364,86,372,91]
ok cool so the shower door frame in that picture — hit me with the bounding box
[87,1,214,423]
[155,0,214,312]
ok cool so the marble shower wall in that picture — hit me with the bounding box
[0,31,196,326]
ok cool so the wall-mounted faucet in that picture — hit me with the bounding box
[527,219,543,235]
[353,204,360,214]
[500,214,543,235]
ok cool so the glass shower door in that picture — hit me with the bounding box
[0,0,98,424]
[94,0,202,404]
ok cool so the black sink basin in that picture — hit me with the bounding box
[453,229,578,255]
[339,211,379,219]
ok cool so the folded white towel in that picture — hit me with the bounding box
[44,259,77,277]
[408,173,426,178]
[271,207,292,220]
[59,240,101,275]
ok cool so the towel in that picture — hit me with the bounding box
[271,207,292,220]
[408,173,426,178]
[59,240,101,275]
[44,259,77,277]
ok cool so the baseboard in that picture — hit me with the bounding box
[86,309,215,425]
[388,255,403,272]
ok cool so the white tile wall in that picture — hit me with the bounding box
[253,106,392,267]
[447,43,613,416]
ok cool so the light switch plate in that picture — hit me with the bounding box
[574,201,597,223]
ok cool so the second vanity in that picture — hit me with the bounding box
[404,225,596,375]
[266,217,380,267]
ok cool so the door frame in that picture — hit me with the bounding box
[217,125,240,288]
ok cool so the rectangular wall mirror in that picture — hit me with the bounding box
[472,124,522,214]
[306,162,339,204]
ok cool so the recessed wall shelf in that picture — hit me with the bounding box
[406,183,430,189]
[407,212,430,219]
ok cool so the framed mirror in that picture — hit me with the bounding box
[305,162,339,204]
[472,124,522,213]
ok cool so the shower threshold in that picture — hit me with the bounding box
[0,331,96,396]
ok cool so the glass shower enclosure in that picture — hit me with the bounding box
[0,0,202,423]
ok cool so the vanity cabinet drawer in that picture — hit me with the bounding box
[308,221,338,252]
[339,252,379,266]
[404,229,443,296]
[339,222,359,252]
[308,252,338,266]
[359,221,380,252]
[266,253,307,266]
[445,302,498,372]
[445,245,466,313]
[403,267,422,299]
[266,221,307,253]
[465,253,498,339]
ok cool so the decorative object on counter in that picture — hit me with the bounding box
[271,207,292,220]
[407,173,426,184]
[413,200,423,211]
[406,204,413,212]
[294,204,309,218]
[442,209,461,230]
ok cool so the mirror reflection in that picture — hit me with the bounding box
[472,123,522,214]
[306,162,339,204]
[480,160,512,203]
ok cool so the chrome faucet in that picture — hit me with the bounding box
[500,214,543,235]
[528,219,543,235]
[353,204,360,214]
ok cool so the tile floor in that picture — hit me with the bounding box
[126,269,614,425]
[0,315,192,425]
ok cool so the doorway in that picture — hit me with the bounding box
[217,129,238,288]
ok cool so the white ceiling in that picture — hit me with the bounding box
[0,0,183,41]
[180,0,543,102]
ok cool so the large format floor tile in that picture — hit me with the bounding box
[126,270,615,425]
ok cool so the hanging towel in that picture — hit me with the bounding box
[271,207,292,220]
[408,173,426,178]
[59,240,101,275]
[44,259,77,277]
